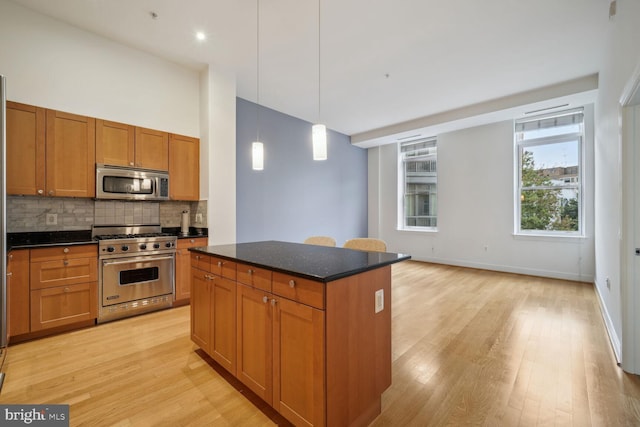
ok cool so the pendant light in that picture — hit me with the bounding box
[252,0,264,170]
[312,0,327,161]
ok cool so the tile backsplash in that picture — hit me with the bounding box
[7,196,208,233]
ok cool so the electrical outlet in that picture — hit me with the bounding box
[46,213,57,225]
[375,289,384,313]
[195,213,203,223]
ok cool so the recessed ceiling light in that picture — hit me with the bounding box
[195,31,206,41]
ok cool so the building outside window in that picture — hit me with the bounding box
[400,138,437,229]
[515,108,584,235]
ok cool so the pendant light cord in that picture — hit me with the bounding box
[256,0,260,142]
[317,0,321,124]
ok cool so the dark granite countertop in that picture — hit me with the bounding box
[7,230,96,250]
[190,240,411,282]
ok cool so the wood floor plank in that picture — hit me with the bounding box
[2,260,640,426]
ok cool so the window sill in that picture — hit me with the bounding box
[512,232,587,243]
[397,227,438,233]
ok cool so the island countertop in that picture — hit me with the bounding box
[189,240,411,282]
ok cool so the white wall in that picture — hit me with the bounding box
[0,0,239,244]
[594,0,640,364]
[0,0,199,137]
[369,111,595,282]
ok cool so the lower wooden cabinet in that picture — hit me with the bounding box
[190,262,236,373]
[30,282,97,331]
[176,237,208,303]
[236,284,273,404]
[7,249,31,338]
[7,245,99,338]
[236,283,325,425]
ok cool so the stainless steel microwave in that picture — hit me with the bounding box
[96,164,169,201]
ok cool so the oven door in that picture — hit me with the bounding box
[101,254,175,306]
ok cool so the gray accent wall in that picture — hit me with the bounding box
[236,98,367,246]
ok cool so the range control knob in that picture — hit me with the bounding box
[121,245,129,252]
[153,243,160,249]
[140,244,147,250]
[106,246,115,253]
[165,242,173,248]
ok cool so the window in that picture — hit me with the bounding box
[515,108,583,235]
[400,138,437,229]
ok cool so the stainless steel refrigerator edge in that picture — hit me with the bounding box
[0,74,7,393]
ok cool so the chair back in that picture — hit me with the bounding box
[303,236,337,247]
[343,238,387,252]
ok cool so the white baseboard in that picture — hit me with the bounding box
[409,255,594,283]
[593,278,622,364]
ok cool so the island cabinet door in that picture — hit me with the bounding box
[236,283,273,405]
[190,267,212,352]
[210,276,237,374]
[273,297,325,427]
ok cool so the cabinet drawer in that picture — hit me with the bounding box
[30,257,98,290]
[210,256,237,280]
[237,263,272,292]
[30,245,97,262]
[273,273,325,309]
[30,282,97,331]
[177,237,208,250]
[191,252,211,272]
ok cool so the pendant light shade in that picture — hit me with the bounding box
[313,0,327,161]
[312,124,327,161]
[252,141,264,170]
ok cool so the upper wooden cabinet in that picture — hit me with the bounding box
[6,103,95,198]
[135,127,169,171]
[169,134,200,200]
[46,110,96,198]
[96,122,169,171]
[95,119,135,167]
[6,102,45,196]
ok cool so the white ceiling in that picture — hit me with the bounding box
[10,0,609,138]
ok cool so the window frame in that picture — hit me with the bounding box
[515,111,585,237]
[398,137,438,231]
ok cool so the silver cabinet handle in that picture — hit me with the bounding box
[190,239,195,243]
[217,261,223,267]
[64,287,70,293]
[262,296,268,303]
[6,272,12,277]
[63,260,69,266]
[37,189,44,195]
[248,269,254,275]
[271,298,277,306]
[63,248,70,253]
[289,280,296,288]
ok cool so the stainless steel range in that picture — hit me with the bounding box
[93,225,176,323]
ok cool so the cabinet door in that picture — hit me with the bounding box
[169,134,200,201]
[30,282,97,331]
[190,267,211,352]
[273,297,325,427]
[135,127,168,171]
[236,284,273,404]
[6,101,45,196]
[7,250,30,338]
[96,119,135,167]
[210,276,236,374]
[45,109,96,198]
[176,238,208,302]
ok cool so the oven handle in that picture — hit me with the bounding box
[102,255,175,266]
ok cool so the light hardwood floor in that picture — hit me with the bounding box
[2,260,640,426]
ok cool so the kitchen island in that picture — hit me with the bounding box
[189,241,410,427]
